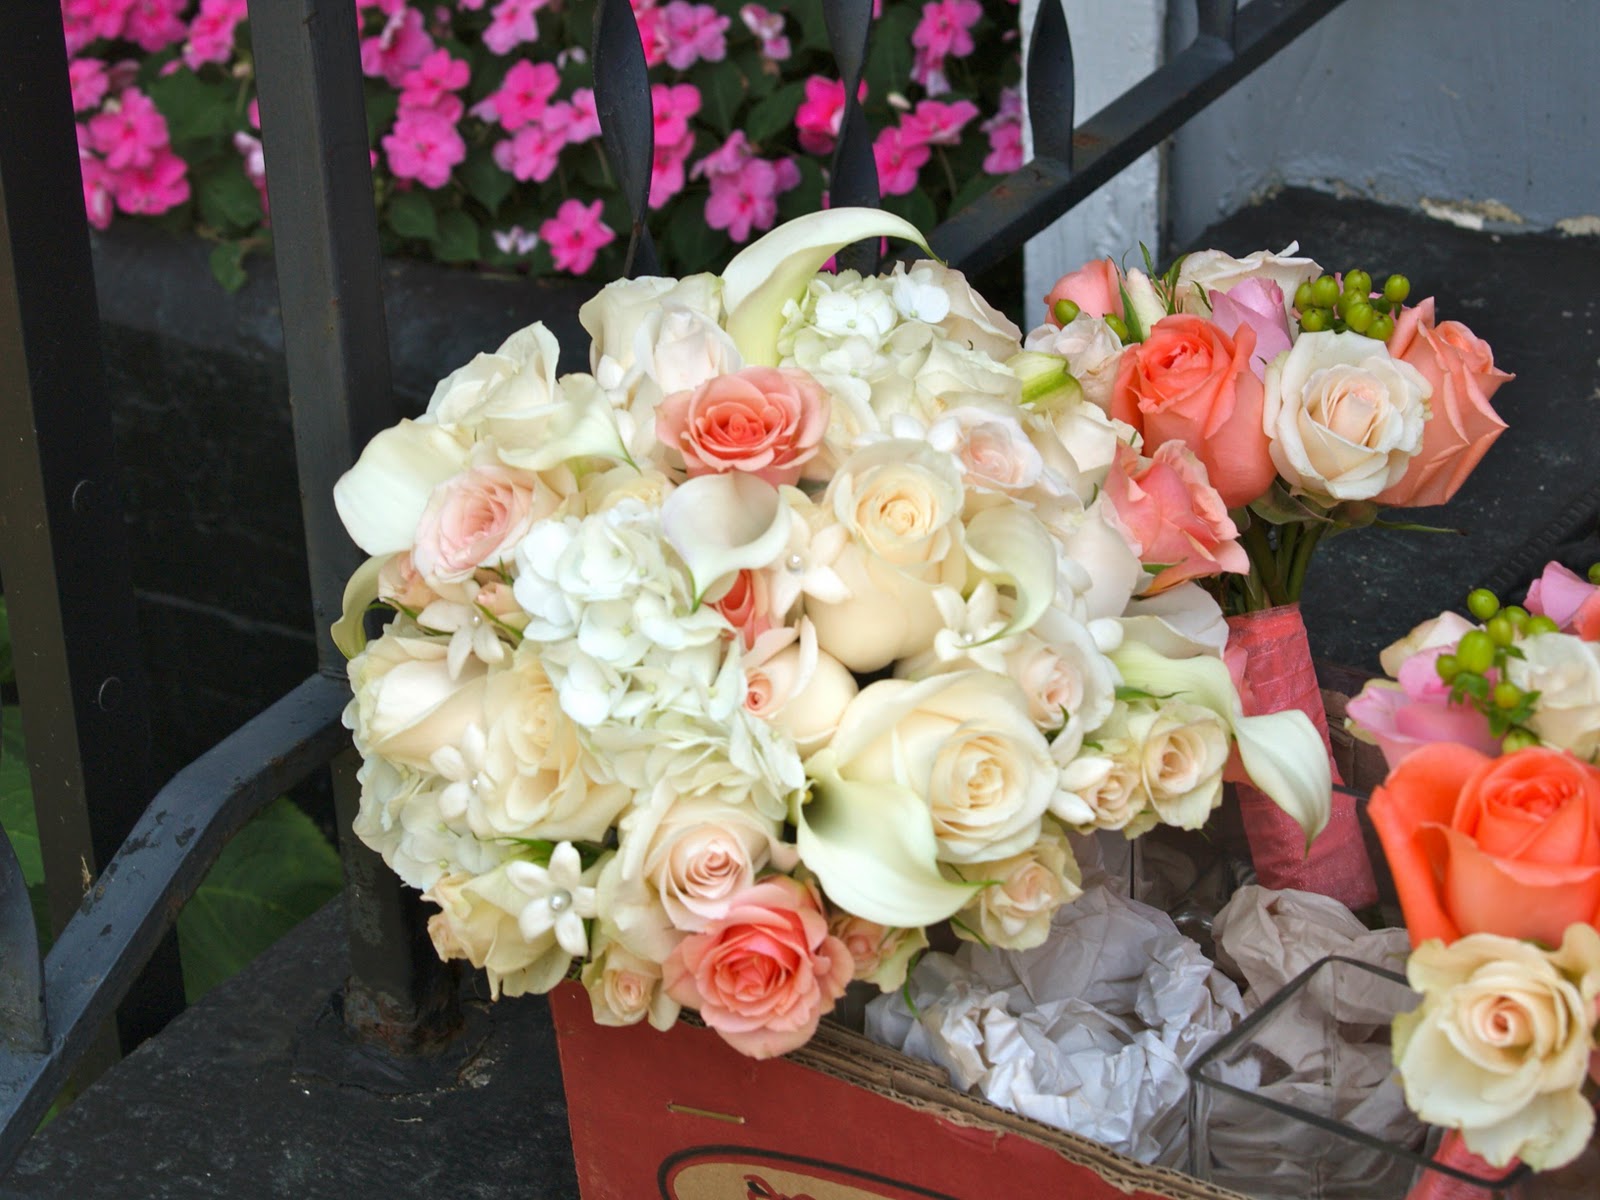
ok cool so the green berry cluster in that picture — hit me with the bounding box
[1435,586,1559,748]
[1294,270,1409,341]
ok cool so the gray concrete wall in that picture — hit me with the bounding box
[1166,0,1600,247]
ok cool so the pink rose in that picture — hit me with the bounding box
[1043,258,1124,325]
[412,464,552,584]
[1527,562,1600,642]
[712,569,776,648]
[1103,441,1247,593]
[662,876,853,1059]
[1374,297,1512,509]
[656,366,829,486]
[1206,279,1292,380]
[1347,639,1500,769]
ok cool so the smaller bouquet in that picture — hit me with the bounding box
[1350,562,1600,1171]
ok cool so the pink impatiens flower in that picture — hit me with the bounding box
[651,82,702,151]
[981,86,1024,174]
[112,148,190,215]
[360,4,434,86]
[123,0,188,52]
[87,88,170,172]
[399,48,471,116]
[695,134,800,242]
[901,98,980,146]
[739,4,790,60]
[795,77,856,157]
[68,59,110,114]
[492,119,565,183]
[539,198,615,275]
[382,109,465,188]
[483,0,543,55]
[550,89,602,144]
[183,0,248,70]
[873,125,930,196]
[661,1,731,71]
[910,0,983,95]
[79,152,116,230]
[486,60,561,131]
[63,0,133,43]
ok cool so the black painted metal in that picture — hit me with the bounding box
[0,831,44,1056]
[921,0,1352,276]
[594,0,660,277]
[1196,0,1241,48]
[0,0,184,1049]
[248,0,460,1049]
[0,675,350,1171]
[1026,0,1075,168]
[823,0,881,274]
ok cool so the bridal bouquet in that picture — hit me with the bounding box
[1027,244,1512,612]
[331,209,1331,1061]
[1349,564,1600,1170]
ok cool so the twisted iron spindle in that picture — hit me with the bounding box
[823,0,881,274]
[1026,0,1076,170]
[593,0,660,278]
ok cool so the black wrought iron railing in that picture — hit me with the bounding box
[0,0,1357,1175]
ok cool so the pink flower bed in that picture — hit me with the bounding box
[62,0,1025,287]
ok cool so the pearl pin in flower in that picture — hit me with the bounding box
[506,842,597,957]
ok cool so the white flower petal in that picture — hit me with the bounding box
[333,421,469,555]
[332,553,388,659]
[661,473,793,605]
[964,506,1057,645]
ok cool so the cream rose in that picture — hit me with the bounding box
[579,272,724,379]
[1052,707,1156,836]
[580,927,681,1030]
[828,915,929,992]
[743,625,858,754]
[1264,331,1431,502]
[1506,633,1600,761]
[1125,699,1230,829]
[826,670,1056,863]
[1023,313,1126,413]
[1394,925,1600,1170]
[1175,244,1322,319]
[952,821,1082,950]
[1005,607,1119,757]
[424,868,572,999]
[345,631,489,769]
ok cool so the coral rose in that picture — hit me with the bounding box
[1109,314,1275,509]
[1103,441,1247,594]
[662,875,853,1058]
[657,365,829,486]
[1043,257,1124,324]
[1375,297,1511,509]
[1368,743,1600,949]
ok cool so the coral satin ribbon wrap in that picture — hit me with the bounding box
[1402,1132,1516,1200]
[1225,604,1379,910]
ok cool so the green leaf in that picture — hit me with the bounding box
[208,241,249,293]
[866,5,920,100]
[0,595,12,684]
[177,797,343,1002]
[1248,479,1334,527]
[432,208,482,263]
[364,86,400,147]
[662,209,728,273]
[196,161,263,233]
[698,60,747,133]
[788,0,830,52]
[145,71,236,146]
[460,148,514,214]
[746,82,806,146]
[387,190,439,242]
[0,705,50,950]
[885,188,938,235]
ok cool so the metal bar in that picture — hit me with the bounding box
[248,0,460,1048]
[594,0,659,277]
[0,674,351,1176]
[0,828,45,1055]
[1196,0,1241,48]
[1026,0,1075,167]
[0,0,183,1041]
[921,0,1351,276]
[824,0,880,274]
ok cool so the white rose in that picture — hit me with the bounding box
[1175,244,1321,318]
[826,670,1056,863]
[423,324,561,428]
[1045,493,1144,622]
[577,464,675,514]
[1053,707,1155,836]
[925,407,1043,495]
[1023,313,1126,412]
[345,630,489,769]
[581,926,681,1030]
[1125,699,1230,829]
[580,272,723,379]
[828,915,928,992]
[1264,331,1430,502]
[1506,633,1600,761]
[951,821,1082,950]
[1395,925,1600,1170]
[424,867,573,999]
[1004,606,1118,753]
[743,625,858,754]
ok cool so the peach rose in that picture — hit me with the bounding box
[1527,562,1600,642]
[1368,743,1600,949]
[662,875,853,1059]
[827,914,927,991]
[1375,298,1511,509]
[412,464,554,584]
[1103,441,1247,594]
[1044,258,1124,324]
[712,569,776,648]
[656,366,829,486]
[1109,314,1275,509]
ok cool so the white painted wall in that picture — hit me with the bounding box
[1019,0,1166,323]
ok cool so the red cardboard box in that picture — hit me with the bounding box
[551,982,1248,1200]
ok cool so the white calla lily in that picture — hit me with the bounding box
[721,208,934,365]
[332,553,390,659]
[795,754,978,927]
[1110,638,1331,846]
[661,473,793,605]
[963,506,1057,645]
[490,373,630,472]
[333,421,470,555]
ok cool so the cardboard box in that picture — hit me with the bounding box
[552,982,1248,1200]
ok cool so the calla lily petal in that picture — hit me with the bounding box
[333,420,469,555]
[491,374,630,471]
[332,553,390,659]
[1110,638,1331,844]
[963,506,1057,644]
[795,754,978,927]
[661,473,792,605]
[721,208,934,366]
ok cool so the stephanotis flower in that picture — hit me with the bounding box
[505,843,598,957]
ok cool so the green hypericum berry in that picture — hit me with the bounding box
[1487,615,1516,647]
[1294,281,1315,312]
[1300,307,1331,333]
[1104,314,1130,341]
[1493,681,1524,709]
[1344,269,1373,297]
[1435,653,1461,682]
[1336,288,1360,317]
[1310,275,1340,309]
[1588,562,1600,585]
[1502,729,1540,752]
[1456,630,1495,674]
[1466,588,1500,620]
[1053,298,1081,325]
[1502,605,1529,629]
[1345,303,1375,333]
[1368,314,1395,342]
[1383,274,1411,304]
[1525,614,1560,636]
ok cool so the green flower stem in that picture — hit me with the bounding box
[1284,521,1329,602]
[1240,519,1286,610]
